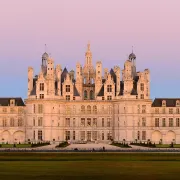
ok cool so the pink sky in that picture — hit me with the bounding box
[0,0,180,99]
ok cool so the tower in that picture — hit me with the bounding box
[95,61,102,96]
[41,52,49,75]
[129,48,136,77]
[28,67,34,97]
[114,66,121,96]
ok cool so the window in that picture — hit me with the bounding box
[10,108,14,113]
[73,118,76,127]
[90,90,94,100]
[18,118,23,126]
[155,108,159,114]
[162,118,166,127]
[102,97,104,100]
[87,105,91,114]
[38,104,43,114]
[80,131,85,141]
[73,97,75,100]
[38,117,43,126]
[81,118,85,126]
[66,85,70,92]
[87,118,91,126]
[162,108,165,114]
[107,118,111,127]
[142,131,146,140]
[107,85,112,92]
[40,83,44,91]
[169,118,173,127]
[81,105,85,113]
[65,131,70,140]
[155,118,159,127]
[93,105,97,114]
[107,131,111,140]
[102,118,104,127]
[142,105,146,113]
[102,132,104,140]
[84,90,88,99]
[93,118,97,126]
[176,108,179,114]
[66,106,71,114]
[66,95,70,100]
[3,108,7,113]
[73,131,75,140]
[92,131,97,140]
[140,94,144,99]
[169,108,173,114]
[33,117,36,126]
[33,130,35,140]
[33,104,36,113]
[176,118,180,127]
[142,117,146,127]
[10,118,14,127]
[40,94,44,99]
[140,83,144,91]
[38,130,42,140]
[65,118,70,127]
[137,131,140,140]
[107,96,112,100]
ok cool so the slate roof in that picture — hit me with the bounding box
[61,67,68,83]
[0,98,25,106]
[97,85,104,96]
[152,98,180,107]
[74,85,80,96]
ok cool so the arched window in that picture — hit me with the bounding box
[81,105,85,113]
[90,90,94,100]
[84,90,88,100]
[93,105,97,114]
[87,105,91,114]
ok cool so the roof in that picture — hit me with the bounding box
[152,98,180,107]
[61,67,68,83]
[74,85,80,96]
[0,98,25,106]
[97,85,104,96]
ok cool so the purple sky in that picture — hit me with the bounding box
[0,0,180,100]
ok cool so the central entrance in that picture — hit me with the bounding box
[87,131,91,141]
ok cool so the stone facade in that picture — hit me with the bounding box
[0,43,180,144]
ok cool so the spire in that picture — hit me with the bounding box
[87,41,91,52]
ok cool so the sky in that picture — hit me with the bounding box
[0,0,180,100]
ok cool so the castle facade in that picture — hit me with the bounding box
[0,44,179,144]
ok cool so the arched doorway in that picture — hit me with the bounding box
[13,131,25,143]
[152,130,162,143]
[2,131,11,143]
[165,131,176,144]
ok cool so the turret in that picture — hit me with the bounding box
[114,66,120,96]
[95,61,102,96]
[28,67,34,97]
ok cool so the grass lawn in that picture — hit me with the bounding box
[156,144,180,148]
[0,153,180,179]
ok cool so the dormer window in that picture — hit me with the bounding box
[176,100,180,106]
[10,99,15,106]
[162,100,166,107]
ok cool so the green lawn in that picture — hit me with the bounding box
[156,144,180,148]
[0,153,180,179]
